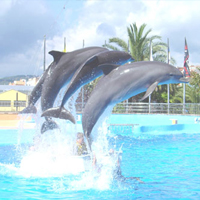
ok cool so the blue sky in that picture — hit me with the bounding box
[1,0,200,78]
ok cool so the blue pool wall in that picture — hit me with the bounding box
[77,113,200,126]
[76,113,200,135]
[108,114,200,135]
[1,114,200,145]
[108,113,200,125]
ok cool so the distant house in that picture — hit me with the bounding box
[190,65,200,73]
[178,65,200,74]
[0,89,27,112]
[9,79,26,86]
[9,77,39,86]
[26,77,40,86]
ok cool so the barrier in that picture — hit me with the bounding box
[75,102,200,115]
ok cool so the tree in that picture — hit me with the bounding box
[83,23,178,105]
[189,69,200,92]
[103,23,178,103]
[172,70,200,103]
[127,22,152,61]
[103,22,176,65]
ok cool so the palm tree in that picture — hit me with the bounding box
[103,22,176,65]
[171,84,200,103]
[127,23,152,61]
[171,70,200,103]
[103,23,177,102]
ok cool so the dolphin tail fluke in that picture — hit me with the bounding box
[20,105,37,114]
[41,119,59,134]
[41,107,76,124]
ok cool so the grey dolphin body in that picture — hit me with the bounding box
[41,50,133,120]
[40,47,110,133]
[21,47,109,133]
[40,47,108,112]
[82,61,189,144]
[20,60,62,114]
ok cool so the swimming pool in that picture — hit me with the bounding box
[0,115,200,199]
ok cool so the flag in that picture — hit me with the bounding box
[149,40,153,61]
[183,38,190,77]
[167,38,170,64]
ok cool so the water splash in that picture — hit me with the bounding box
[0,90,124,192]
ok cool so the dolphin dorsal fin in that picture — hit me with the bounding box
[100,64,119,75]
[49,50,66,63]
[140,81,158,101]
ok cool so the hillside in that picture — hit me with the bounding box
[0,75,36,85]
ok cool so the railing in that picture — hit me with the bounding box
[1,100,200,115]
[75,102,200,115]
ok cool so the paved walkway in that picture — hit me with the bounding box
[0,114,35,129]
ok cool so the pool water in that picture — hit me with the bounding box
[1,126,200,199]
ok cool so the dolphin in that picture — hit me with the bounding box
[21,47,107,116]
[21,47,109,133]
[20,60,61,114]
[82,61,189,146]
[40,47,110,133]
[41,50,133,120]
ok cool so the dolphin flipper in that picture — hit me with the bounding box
[41,107,76,124]
[20,105,37,114]
[41,119,59,134]
[140,81,159,101]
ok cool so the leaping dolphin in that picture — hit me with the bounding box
[82,61,189,146]
[41,50,133,120]
[21,47,98,114]
[41,47,111,133]
[21,47,109,133]
[20,58,64,114]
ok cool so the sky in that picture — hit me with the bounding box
[0,0,200,78]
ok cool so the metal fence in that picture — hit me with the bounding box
[76,102,200,115]
[1,85,200,115]
[1,100,200,115]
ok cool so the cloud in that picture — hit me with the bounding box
[0,0,56,77]
[96,23,116,37]
[1,0,200,78]
[0,0,12,17]
[0,0,55,57]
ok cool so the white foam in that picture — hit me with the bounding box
[10,91,121,190]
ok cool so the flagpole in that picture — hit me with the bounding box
[183,38,186,114]
[82,39,85,111]
[64,37,66,52]
[149,40,153,113]
[183,37,186,114]
[126,40,130,112]
[183,37,190,114]
[183,83,186,114]
[167,38,170,114]
[43,35,46,72]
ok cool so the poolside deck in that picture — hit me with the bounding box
[0,113,35,129]
[0,113,200,134]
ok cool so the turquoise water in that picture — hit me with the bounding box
[1,120,200,199]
